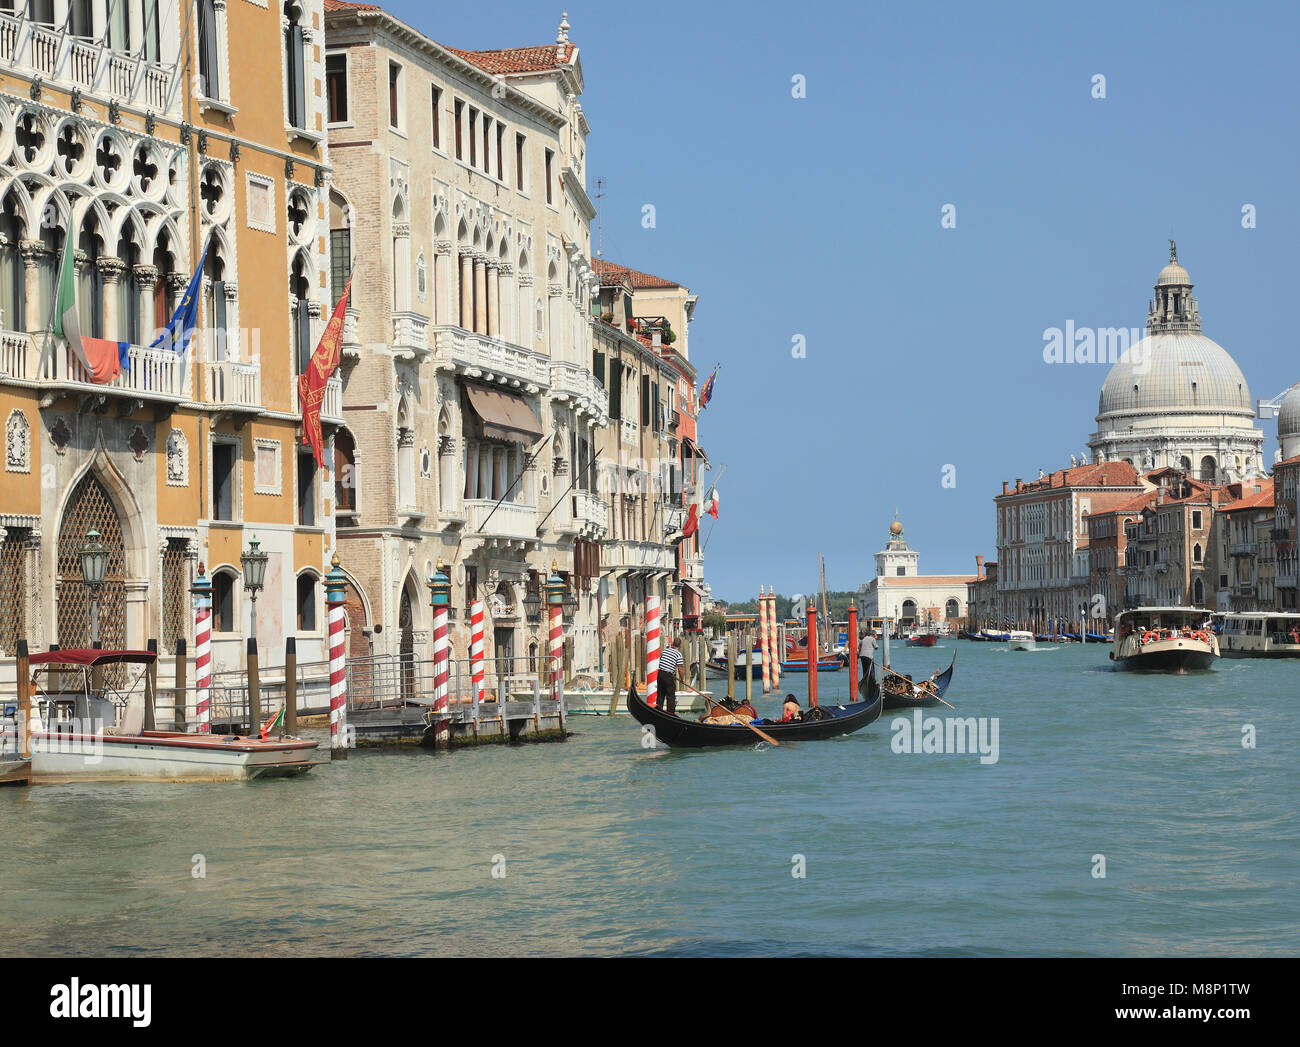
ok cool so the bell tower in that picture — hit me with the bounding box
[1147,240,1201,334]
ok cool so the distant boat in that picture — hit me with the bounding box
[905,634,938,648]
[875,655,956,711]
[1006,630,1036,651]
[1216,612,1300,659]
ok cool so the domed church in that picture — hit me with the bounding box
[1089,243,1264,483]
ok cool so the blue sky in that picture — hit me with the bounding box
[385,0,1300,601]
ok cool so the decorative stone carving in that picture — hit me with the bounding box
[166,429,188,486]
[6,410,31,473]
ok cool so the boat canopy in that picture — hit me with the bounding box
[27,649,157,667]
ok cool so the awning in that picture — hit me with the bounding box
[28,649,157,667]
[465,384,543,444]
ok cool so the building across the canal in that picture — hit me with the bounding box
[857,516,978,628]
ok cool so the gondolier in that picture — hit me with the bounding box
[659,637,683,714]
[858,629,878,674]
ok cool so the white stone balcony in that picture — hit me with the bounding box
[465,498,539,543]
[0,15,175,112]
[619,419,638,445]
[550,361,609,425]
[291,373,344,425]
[603,539,675,573]
[392,311,430,360]
[432,325,549,391]
[204,360,261,413]
[682,555,705,583]
[1,329,186,404]
[574,489,609,538]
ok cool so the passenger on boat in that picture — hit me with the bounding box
[781,695,803,722]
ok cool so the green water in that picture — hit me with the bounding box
[1,641,1296,956]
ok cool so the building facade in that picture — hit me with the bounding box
[857,517,977,628]
[994,462,1144,630]
[324,3,610,676]
[0,0,336,686]
[1120,469,1219,610]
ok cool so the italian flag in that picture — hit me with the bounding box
[260,705,285,739]
[52,238,125,384]
[705,486,720,519]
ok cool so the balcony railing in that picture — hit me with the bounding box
[464,498,539,542]
[1229,542,1256,557]
[1,329,187,402]
[682,555,705,583]
[603,540,674,573]
[392,311,430,359]
[432,325,549,390]
[0,16,176,111]
[291,373,344,424]
[567,488,608,538]
[204,360,261,412]
[550,361,609,424]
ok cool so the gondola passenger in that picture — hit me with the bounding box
[781,695,803,722]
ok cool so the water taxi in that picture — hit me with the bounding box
[1217,612,1300,658]
[1110,607,1219,672]
[4,649,318,783]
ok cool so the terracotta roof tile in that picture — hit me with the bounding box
[444,44,576,74]
[1223,479,1276,512]
[594,257,683,290]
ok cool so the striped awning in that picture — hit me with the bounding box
[465,384,543,444]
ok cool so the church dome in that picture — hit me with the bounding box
[1156,260,1191,286]
[1097,333,1253,420]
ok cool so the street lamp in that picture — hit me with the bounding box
[561,577,579,622]
[522,582,542,624]
[240,534,268,643]
[80,528,109,648]
[239,536,269,733]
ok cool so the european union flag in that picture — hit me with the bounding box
[150,237,211,358]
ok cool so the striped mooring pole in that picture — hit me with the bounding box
[759,586,772,694]
[645,593,661,708]
[325,553,349,759]
[469,598,486,706]
[191,563,212,734]
[766,585,781,689]
[546,562,566,706]
[428,559,451,747]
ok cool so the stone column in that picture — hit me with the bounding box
[98,257,126,344]
[473,255,487,335]
[485,261,498,338]
[459,252,472,330]
[133,263,158,346]
[435,241,452,327]
[20,240,45,338]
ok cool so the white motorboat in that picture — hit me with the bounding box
[1218,612,1300,658]
[6,648,318,783]
[1007,630,1036,651]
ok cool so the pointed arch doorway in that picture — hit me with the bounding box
[57,473,129,680]
[398,585,415,704]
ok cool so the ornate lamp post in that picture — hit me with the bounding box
[240,535,268,734]
[522,582,542,625]
[79,528,109,649]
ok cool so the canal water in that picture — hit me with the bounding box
[2,641,1296,956]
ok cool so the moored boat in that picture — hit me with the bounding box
[1217,612,1300,658]
[1110,607,1219,672]
[905,634,938,648]
[5,649,318,783]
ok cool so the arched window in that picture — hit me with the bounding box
[290,251,312,375]
[0,193,25,331]
[330,190,351,308]
[212,569,237,632]
[116,234,141,346]
[1200,455,1216,483]
[335,428,357,512]
[78,216,104,339]
[203,242,228,361]
[297,572,318,632]
[1179,455,1191,473]
[1192,578,1204,605]
[284,1,307,130]
[152,231,178,332]
[945,598,959,619]
[901,599,917,622]
[1193,543,1202,564]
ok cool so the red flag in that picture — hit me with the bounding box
[681,502,701,538]
[299,273,353,467]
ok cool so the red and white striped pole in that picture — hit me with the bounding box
[759,586,772,694]
[429,559,451,747]
[469,598,486,706]
[325,554,349,759]
[545,563,567,712]
[645,593,661,708]
[191,564,212,734]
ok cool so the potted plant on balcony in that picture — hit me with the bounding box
[600,311,614,324]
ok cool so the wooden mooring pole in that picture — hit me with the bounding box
[284,636,298,735]
[172,638,187,731]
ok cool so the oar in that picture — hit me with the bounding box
[678,680,779,747]
[873,660,956,711]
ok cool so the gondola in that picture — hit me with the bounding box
[871,654,956,711]
[626,676,883,748]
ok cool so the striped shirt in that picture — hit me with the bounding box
[659,646,683,676]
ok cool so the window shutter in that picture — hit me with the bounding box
[641,374,650,427]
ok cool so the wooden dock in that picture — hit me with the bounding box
[0,758,32,787]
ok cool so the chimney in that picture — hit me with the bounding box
[976,554,985,578]
[1002,481,1009,495]
[1015,478,1023,492]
